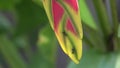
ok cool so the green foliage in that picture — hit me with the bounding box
[15,0,48,36]
[0,35,26,68]
[0,0,120,68]
[29,25,57,68]
[79,0,97,30]
[68,50,120,68]
[68,50,105,68]
[0,0,15,10]
[0,14,12,34]
[118,24,120,38]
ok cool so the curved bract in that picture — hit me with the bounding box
[42,0,83,64]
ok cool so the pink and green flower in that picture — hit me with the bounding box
[42,0,83,64]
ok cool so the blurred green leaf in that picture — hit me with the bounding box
[0,35,26,68]
[33,0,43,7]
[38,25,57,63]
[29,25,57,68]
[13,36,28,48]
[68,50,118,68]
[0,13,12,34]
[15,0,48,36]
[79,0,97,30]
[0,0,14,10]
[68,50,105,68]
[0,0,21,10]
[116,53,120,68]
[118,24,120,38]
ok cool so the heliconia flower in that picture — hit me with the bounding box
[42,0,83,64]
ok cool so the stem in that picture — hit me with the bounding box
[92,0,111,37]
[83,36,94,48]
[110,0,119,35]
[83,24,106,52]
[110,0,120,51]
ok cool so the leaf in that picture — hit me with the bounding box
[68,49,118,68]
[15,0,48,36]
[0,0,21,10]
[68,50,105,68]
[0,0,14,10]
[0,35,26,68]
[33,0,43,7]
[118,24,120,38]
[116,53,120,68]
[29,25,57,68]
[79,0,97,30]
[0,13,12,34]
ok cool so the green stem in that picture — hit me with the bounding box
[92,0,111,37]
[110,0,120,51]
[110,0,119,35]
[83,24,106,52]
[83,36,94,48]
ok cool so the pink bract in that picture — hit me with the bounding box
[52,0,77,35]
[64,0,78,12]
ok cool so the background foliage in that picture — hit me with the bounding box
[0,0,120,68]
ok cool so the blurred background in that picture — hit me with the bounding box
[0,0,120,68]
